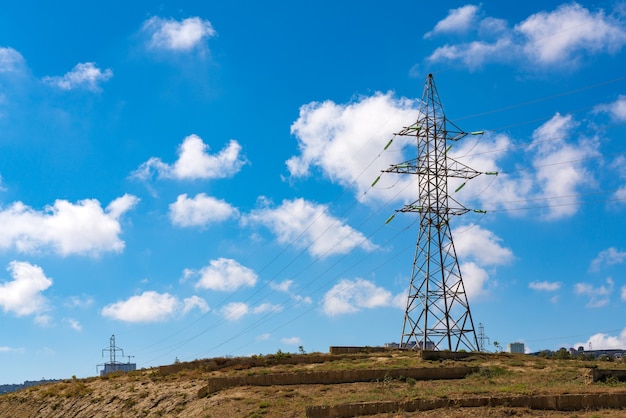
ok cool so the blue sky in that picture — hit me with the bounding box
[1,0,626,383]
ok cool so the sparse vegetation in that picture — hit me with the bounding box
[3,351,626,417]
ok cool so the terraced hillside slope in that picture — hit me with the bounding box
[1,350,626,417]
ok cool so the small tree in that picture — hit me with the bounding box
[554,348,570,360]
[493,341,502,352]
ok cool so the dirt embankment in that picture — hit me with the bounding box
[2,351,626,418]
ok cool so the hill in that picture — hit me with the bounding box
[1,349,626,417]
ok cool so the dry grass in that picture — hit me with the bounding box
[1,351,626,417]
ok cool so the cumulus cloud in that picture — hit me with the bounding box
[427,38,513,70]
[0,47,25,73]
[528,281,562,291]
[287,94,596,218]
[0,261,52,317]
[424,5,480,38]
[181,295,209,315]
[101,291,208,323]
[0,194,138,256]
[287,92,419,202]
[517,3,626,65]
[142,16,216,52]
[454,224,513,266]
[452,224,513,298]
[458,261,490,300]
[43,62,113,91]
[528,113,599,219]
[574,278,614,308]
[269,279,312,305]
[453,114,599,219]
[594,95,626,121]
[169,193,238,227]
[426,3,626,69]
[245,198,376,258]
[132,135,246,181]
[575,328,626,350]
[253,302,283,314]
[608,156,626,204]
[589,247,626,272]
[221,302,248,321]
[322,278,393,316]
[193,258,257,291]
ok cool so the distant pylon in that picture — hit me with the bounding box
[383,74,480,352]
[477,323,490,352]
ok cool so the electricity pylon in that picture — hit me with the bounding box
[383,74,480,352]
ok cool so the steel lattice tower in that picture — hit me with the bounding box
[383,74,480,352]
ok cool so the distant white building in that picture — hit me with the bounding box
[508,342,525,354]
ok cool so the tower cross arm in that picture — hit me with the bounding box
[446,159,482,179]
[382,159,418,174]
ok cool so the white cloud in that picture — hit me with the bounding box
[594,95,626,121]
[182,295,209,315]
[0,194,138,256]
[221,302,249,321]
[132,135,246,181]
[529,114,599,219]
[66,318,82,332]
[287,92,419,202]
[609,156,626,204]
[269,279,312,305]
[427,38,514,70]
[0,261,52,317]
[253,302,283,314]
[575,328,626,350]
[424,5,480,38]
[43,62,112,91]
[621,286,626,302]
[322,278,392,316]
[529,281,562,291]
[287,93,596,219]
[169,193,238,227]
[456,261,490,300]
[590,247,626,272]
[426,3,626,69]
[101,291,207,323]
[453,224,513,266]
[245,198,376,258]
[424,4,479,38]
[517,3,626,66]
[142,16,216,52]
[451,224,512,298]
[194,258,257,291]
[457,115,598,219]
[281,336,302,345]
[574,278,614,308]
[0,47,25,73]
